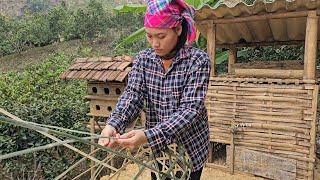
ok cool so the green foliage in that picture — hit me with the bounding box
[74,0,109,39]
[0,52,89,179]
[47,4,74,42]
[0,14,13,56]
[115,27,145,50]
[0,0,144,57]
[114,4,146,14]
[25,0,52,13]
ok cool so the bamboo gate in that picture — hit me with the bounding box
[195,0,320,179]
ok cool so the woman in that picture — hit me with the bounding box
[98,0,210,179]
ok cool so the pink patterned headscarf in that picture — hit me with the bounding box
[144,0,196,44]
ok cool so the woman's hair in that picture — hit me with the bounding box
[174,18,188,51]
[160,18,188,60]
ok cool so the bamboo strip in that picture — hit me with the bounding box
[206,100,309,110]
[210,126,309,139]
[209,132,310,142]
[207,98,311,108]
[208,119,311,132]
[210,81,306,90]
[209,112,310,124]
[210,86,308,95]
[236,142,309,155]
[234,68,304,79]
[207,105,305,115]
[208,115,311,128]
[208,117,310,132]
[210,135,309,151]
[209,76,303,83]
[234,137,300,146]
[236,132,297,141]
[208,92,310,104]
[208,91,311,101]
[238,139,309,153]
[209,85,306,93]
[208,107,303,117]
[214,123,308,134]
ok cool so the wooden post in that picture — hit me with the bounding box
[303,11,318,80]
[90,117,97,179]
[230,127,235,174]
[207,23,216,76]
[228,46,237,75]
[208,142,213,163]
[309,85,319,180]
[230,86,237,174]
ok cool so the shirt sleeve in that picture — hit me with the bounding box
[107,56,145,134]
[144,53,211,153]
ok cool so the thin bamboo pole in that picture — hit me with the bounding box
[207,24,216,77]
[90,117,97,179]
[217,40,305,48]
[304,11,318,80]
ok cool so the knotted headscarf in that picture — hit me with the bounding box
[144,0,196,44]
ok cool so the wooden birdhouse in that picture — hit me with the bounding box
[196,0,320,179]
[61,55,132,119]
[61,55,147,177]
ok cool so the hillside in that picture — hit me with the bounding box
[0,0,144,17]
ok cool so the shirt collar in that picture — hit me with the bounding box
[150,45,191,63]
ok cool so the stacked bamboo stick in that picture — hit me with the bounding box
[205,76,318,180]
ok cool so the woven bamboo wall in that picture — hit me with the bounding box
[205,76,319,180]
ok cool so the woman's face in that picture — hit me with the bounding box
[145,26,182,57]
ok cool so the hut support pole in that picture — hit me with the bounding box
[303,11,318,80]
[207,23,216,77]
[206,23,216,163]
[90,117,97,179]
[309,85,319,180]
[228,46,237,75]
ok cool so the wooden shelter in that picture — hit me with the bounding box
[195,0,320,179]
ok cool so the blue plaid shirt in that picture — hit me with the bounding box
[108,46,210,171]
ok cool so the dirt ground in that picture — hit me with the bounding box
[101,159,320,180]
[101,164,263,180]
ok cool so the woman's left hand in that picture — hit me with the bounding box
[116,130,148,150]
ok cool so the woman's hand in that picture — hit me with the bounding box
[98,125,120,148]
[116,130,148,150]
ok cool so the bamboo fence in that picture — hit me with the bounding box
[205,76,319,180]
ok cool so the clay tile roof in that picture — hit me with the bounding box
[60,55,133,82]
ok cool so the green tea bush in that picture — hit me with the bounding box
[0,0,144,57]
[0,52,90,179]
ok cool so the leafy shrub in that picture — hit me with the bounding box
[0,52,90,179]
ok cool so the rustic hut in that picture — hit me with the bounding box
[195,0,320,179]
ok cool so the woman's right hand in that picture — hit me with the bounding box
[98,125,120,148]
